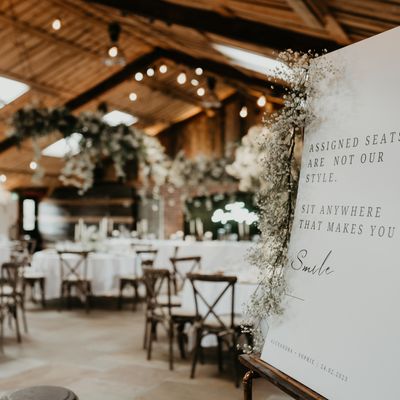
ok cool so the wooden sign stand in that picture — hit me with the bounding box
[239,355,327,400]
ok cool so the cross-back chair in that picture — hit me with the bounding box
[1,262,28,342]
[58,250,92,312]
[142,267,195,370]
[118,249,158,310]
[169,256,201,294]
[187,272,240,386]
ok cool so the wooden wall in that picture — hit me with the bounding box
[158,94,264,158]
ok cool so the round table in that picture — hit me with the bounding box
[2,386,78,400]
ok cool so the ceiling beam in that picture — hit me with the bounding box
[85,0,340,51]
[0,11,100,60]
[65,50,161,109]
[157,48,284,96]
[286,0,351,45]
[0,50,161,154]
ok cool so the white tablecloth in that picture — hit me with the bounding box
[105,239,255,273]
[31,250,136,299]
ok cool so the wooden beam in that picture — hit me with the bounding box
[85,0,340,51]
[65,50,160,109]
[157,48,285,96]
[0,11,100,60]
[137,79,204,108]
[0,50,161,154]
[287,0,351,45]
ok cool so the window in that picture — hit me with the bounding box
[23,199,36,231]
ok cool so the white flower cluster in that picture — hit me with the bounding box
[242,50,335,354]
[226,125,271,192]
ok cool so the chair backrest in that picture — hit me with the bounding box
[169,256,201,293]
[187,273,237,331]
[1,262,23,294]
[136,249,158,268]
[58,251,90,281]
[142,268,173,316]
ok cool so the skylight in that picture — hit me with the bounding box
[42,133,83,158]
[212,43,291,79]
[0,76,30,108]
[102,110,137,126]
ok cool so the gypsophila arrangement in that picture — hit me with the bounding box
[9,107,169,194]
[226,125,271,193]
[242,49,336,354]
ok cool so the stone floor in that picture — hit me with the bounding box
[0,306,290,400]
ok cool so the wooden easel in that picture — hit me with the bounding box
[240,355,327,400]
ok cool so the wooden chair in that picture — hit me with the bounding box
[1,262,28,343]
[20,239,46,308]
[169,256,201,294]
[142,268,195,370]
[58,251,92,313]
[187,273,241,386]
[118,249,158,310]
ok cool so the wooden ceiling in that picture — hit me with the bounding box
[0,0,398,189]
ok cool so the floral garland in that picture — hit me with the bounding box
[9,108,169,194]
[242,50,335,353]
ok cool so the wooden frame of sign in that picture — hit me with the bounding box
[239,355,327,400]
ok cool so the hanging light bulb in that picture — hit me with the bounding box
[52,18,62,31]
[104,22,126,66]
[0,174,6,183]
[108,45,118,58]
[146,67,155,77]
[191,79,199,86]
[177,72,187,85]
[129,92,137,101]
[195,67,203,76]
[239,106,248,118]
[30,161,38,170]
[257,95,266,107]
[135,72,144,81]
[197,87,205,97]
[159,64,168,74]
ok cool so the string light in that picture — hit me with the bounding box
[191,79,199,86]
[0,174,6,183]
[52,18,62,31]
[177,72,187,85]
[129,92,137,101]
[30,161,38,170]
[257,95,266,107]
[134,72,144,81]
[146,67,155,77]
[197,87,205,97]
[159,64,168,74]
[239,106,248,118]
[108,45,118,58]
[195,67,203,76]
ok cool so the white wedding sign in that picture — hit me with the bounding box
[261,27,400,399]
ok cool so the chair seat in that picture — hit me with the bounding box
[157,294,182,307]
[24,272,45,280]
[120,274,140,281]
[200,314,244,332]
[62,277,91,283]
[171,307,196,320]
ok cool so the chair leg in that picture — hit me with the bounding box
[66,283,72,310]
[190,328,202,379]
[177,322,186,359]
[13,305,21,343]
[143,314,149,349]
[118,280,124,310]
[147,320,155,361]
[20,298,28,334]
[133,281,139,311]
[85,282,91,313]
[169,321,174,370]
[40,278,46,308]
[231,333,240,388]
[217,336,224,373]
